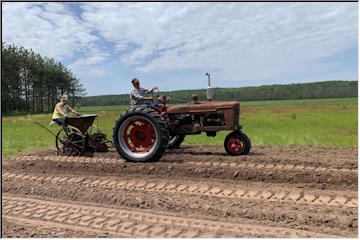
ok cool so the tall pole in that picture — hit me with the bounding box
[206,72,212,101]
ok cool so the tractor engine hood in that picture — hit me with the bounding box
[167,101,239,114]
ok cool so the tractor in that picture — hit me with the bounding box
[112,73,251,162]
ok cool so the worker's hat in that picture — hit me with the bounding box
[132,78,139,84]
[61,95,68,101]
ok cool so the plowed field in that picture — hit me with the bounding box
[2,145,358,237]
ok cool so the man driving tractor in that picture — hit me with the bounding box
[130,78,157,106]
[51,95,80,129]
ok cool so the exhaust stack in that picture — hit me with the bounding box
[206,72,212,101]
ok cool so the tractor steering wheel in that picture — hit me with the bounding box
[151,87,160,104]
[152,87,159,98]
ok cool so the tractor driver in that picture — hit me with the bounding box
[130,78,157,106]
[51,95,80,129]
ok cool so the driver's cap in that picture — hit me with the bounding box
[132,78,139,84]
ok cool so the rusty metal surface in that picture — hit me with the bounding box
[166,101,240,135]
[167,101,240,114]
[66,114,98,134]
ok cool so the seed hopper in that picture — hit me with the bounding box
[35,114,109,156]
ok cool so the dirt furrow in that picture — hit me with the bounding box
[4,177,357,237]
[3,172,357,208]
[160,145,357,168]
[6,155,356,190]
[163,154,357,170]
[11,155,357,174]
[168,144,357,161]
[3,217,118,238]
[13,144,357,170]
[3,145,357,237]
[2,195,339,238]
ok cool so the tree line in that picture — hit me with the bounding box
[2,43,85,114]
[80,80,358,106]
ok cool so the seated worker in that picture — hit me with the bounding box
[130,78,157,106]
[51,95,80,129]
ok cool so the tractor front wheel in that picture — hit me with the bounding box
[112,107,169,162]
[224,131,251,155]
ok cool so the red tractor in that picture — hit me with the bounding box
[112,73,251,162]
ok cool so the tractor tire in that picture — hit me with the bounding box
[224,131,251,156]
[168,135,185,149]
[112,106,169,162]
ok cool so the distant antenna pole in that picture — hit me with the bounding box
[206,72,212,101]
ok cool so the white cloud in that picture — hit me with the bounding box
[68,47,109,78]
[80,2,357,80]
[2,2,97,60]
[2,2,357,93]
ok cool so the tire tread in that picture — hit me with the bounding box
[112,106,169,162]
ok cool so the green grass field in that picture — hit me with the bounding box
[2,98,357,158]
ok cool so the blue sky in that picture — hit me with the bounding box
[2,2,358,96]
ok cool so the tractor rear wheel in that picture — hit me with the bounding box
[224,131,251,155]
[112,106,169,162]
[168,135,185,149]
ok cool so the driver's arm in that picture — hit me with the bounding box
[145,86,157,93]
[131,89,144,100]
